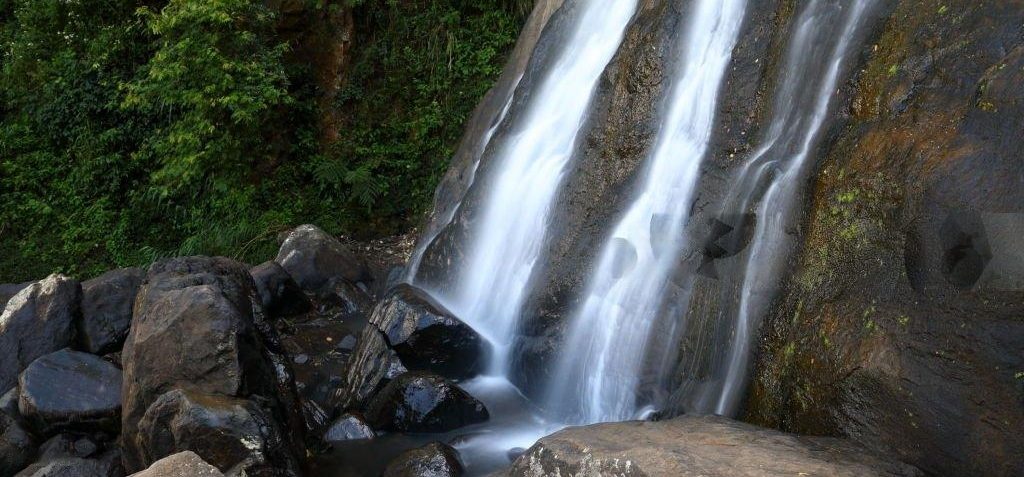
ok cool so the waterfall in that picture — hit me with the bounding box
[440,0,638,376]
[713,0,877,416]
[548,0,749,424]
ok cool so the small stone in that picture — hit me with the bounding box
[323,414,375,443]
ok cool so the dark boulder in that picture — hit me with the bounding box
[0,413,36,476]
[275,224,371,292]
[36,434,101,460]
[369,285,489,379]
[334,325,407,411]
[315,276,372,317]
[508,416,921,477]
[382,442,464,477]
[1,387,20,420]
[365,372,488,433]
[136,389,299,477]
[250,261,311,318]
[78,268,144,355]
[0,275,81,391]
[128,451,224,477]
[14,449,123,477]
[322,414,375,443]
[120,256,304,474]
[18,349,122,436]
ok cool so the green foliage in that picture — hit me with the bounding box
[0,0,529,281]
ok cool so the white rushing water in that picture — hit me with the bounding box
[441,0,638,376]
[549,0,748,424]
[714,0,876,416]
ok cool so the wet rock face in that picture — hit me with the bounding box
[508,416,921,477]
[0,413,35,476]
[323,413,375,443]
[137,389,299,477]
[250,261,311,318]
[78,268,144,355]
[370,285,489,379]
[18,349,122,436]
[365,372,488,433]
[0,275,81,392]
[129,451,224,477]
[382,442,464,477]
[275,224,372,291]
[746,2,1024,477]
[335,325,407,411]
[120,256,303,474]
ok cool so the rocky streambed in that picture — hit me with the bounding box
[0,224,926,477]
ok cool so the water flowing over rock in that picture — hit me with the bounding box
[369,284,490,380]
[18,349,122,436]
[78,268,144,355]
[382,442,464,477]
[507,416,921,477]
[0,275,81,392]
[365,372,489,433]
[120,256,303,474]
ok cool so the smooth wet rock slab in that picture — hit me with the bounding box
[507,415,922,477]
[128,451,224,477]
[382,442,464,477]
[336,325,407,411]
[366,371,488,433]
[0,275,80,391]
[78,268,144,355]
[323,413,375,443]
[275,224,371,291]
[18,349,122,435]
[370,284,489,380]
[0,413,36,476]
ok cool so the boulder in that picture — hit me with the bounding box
[0,275,81,391]
[18,349,122,436]
[13,449,122,477]
[507,416,921,477]
[36,434,101,460]
[0,413,35,476]
[382,442,464,477]
[369,285,489,379]
[128,451,224,477]
[323,414,375,443]
[315,276,372,317]
[78,268,144,355]
[334,325,407,411]
[1,387,20,420]
[136,389,299,476]
[275,224,371,291]
[365,372,488,433]
[249,261,311,317]
[120,256,303,474]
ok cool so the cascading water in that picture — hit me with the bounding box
[548,0,748,424]
[439,0,638,376]
[712,0,877,416]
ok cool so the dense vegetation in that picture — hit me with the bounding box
[0,0,531,281]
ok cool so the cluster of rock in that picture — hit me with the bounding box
[0,224,490,477]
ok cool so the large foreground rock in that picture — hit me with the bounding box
[78,268,144,354]
[275,225,371,291]
[0,275,80,391]
[365,372,488,433]
[369,285,489,379]
[382,442,463,477]
[137,389,298,476]
[120,257,303,474]
[18,349,122,436]
[507,416,921,477]
[129,451,224,477]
